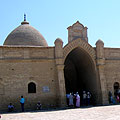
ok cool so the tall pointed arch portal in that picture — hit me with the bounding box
[64,39,102,105]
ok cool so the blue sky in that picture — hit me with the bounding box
[0,0,120,47]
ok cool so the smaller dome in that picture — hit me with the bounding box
[4,18,48,46]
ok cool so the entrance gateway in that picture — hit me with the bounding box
[63,38,102,105]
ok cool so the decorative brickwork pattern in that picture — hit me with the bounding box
[63,38,96,61]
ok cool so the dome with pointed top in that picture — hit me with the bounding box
[3,19,48,46]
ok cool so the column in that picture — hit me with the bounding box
[54,38,66,107]
[96,39,109,104]
[56,64,66,107]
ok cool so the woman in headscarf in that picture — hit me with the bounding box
[76,94,80,107]
[69,93,74,107]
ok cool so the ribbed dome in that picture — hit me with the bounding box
[3,21,48,46]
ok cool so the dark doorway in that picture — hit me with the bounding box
[64,47,101,105]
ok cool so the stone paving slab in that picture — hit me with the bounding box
[1,105,120,120]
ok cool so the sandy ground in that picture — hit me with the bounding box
[1,105,120,120]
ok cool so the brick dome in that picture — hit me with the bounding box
[3,21,48,46]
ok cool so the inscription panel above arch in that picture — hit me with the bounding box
[63,38,96,61]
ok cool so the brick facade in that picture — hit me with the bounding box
[0,21,120,111]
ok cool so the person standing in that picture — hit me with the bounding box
[83,91,87,106]
[87,92,91,105]
[20,96,25,112]
[116,95,120,103]
[69,93,74,107]
[66,93,70,106]
[118,89,120,100]
[76,94,80,107]
[108,91,112,103]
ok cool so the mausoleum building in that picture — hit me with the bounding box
[0,17,120,111]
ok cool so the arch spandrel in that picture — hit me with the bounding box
[63,38,96,61]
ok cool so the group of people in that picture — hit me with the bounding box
[8,96,42,112]
[8,91,92,112]
[66,91,91,108]
[109,89,120,104]
[8,96,25,112]
[67,92,80,107]
[83,91,91,106]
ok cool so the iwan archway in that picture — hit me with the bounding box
[63,39,102,105]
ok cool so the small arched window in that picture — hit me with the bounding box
[28,82,36,93]
[114,82,119,97]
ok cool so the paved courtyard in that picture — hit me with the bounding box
[1,105,120,120]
